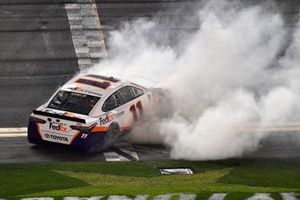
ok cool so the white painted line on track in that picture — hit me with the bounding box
[64,196,103,200]
[133,195,149,200]
[0,127,27,137]
[0,133,26,137]
[107,196,131,200]
[247,193,273,200]
[179,194,196,200]
[21,198,54,200]
[281,193,299,200]
[103,151,130,161]
[208,193,227,200]
[0,127,27,133]
[153,194,172,200]
[119,148,140,161]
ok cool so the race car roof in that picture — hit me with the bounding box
[61,74,125,97]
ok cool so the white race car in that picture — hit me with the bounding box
[27,74,167,151]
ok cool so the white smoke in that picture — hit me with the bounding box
[88,1,300,160]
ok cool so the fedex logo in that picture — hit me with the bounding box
[99,111,125,125]
[49,122,67,132]
[99,115,113,125]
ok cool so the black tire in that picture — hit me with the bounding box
[104,122,121,148]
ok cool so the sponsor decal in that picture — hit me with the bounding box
[44,133,69,142]
[68,87,102,97]
[81,133,88,139]
[76,78,111,90]
[99,111,125,125]
[49,122,67,132]
[85,74,120,83]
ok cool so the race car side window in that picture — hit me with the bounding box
[102,86,145,112]
[102,94,118,112]
[117,86,135,104]
[115,86,145,105]
[131,86,144,98]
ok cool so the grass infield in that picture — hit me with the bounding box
[0,158,299,199]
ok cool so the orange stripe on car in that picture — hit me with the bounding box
[91,126,109,132]
[91,126,132,133]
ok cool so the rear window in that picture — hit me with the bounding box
[47,90,100,115]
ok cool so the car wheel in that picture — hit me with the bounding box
[104,122,121,147]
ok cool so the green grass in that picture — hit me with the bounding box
[0,159,299,200]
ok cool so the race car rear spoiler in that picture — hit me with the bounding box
[32,110,86,123]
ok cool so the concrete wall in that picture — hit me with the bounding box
[0,1,78,127]
[97,0,300,41]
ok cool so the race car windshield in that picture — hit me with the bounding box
[47,90,100,115]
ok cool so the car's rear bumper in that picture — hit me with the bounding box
[27,120,107,152]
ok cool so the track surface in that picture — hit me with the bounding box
[0,132,299,163]
[0,136,170,162]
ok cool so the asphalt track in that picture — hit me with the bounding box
[0,131,299,163]
[0,135,170,162]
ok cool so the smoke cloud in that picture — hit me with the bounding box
[88,0,300,160]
